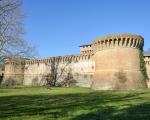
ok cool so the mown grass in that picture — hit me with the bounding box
[0,86,150,120]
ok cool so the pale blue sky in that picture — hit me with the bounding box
[23,0,150,57]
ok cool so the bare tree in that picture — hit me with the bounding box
[45,57,77,87]
[0,0,35,63]
[45,57,61,87]
[61,69,77,87]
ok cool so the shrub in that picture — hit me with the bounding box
[62,73,77,87]
[115,70,127,83]
[140,50,148,80]
[45,73,55,87]
[3,78,15,87]
[0,75,4,84]
[114,70,127,89]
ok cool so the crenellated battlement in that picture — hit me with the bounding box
[80,44,93,54]
[25,53,94,65]
[5,58,25,65]
[92,34,144,52]
[144,54,150,65]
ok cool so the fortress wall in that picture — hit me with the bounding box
[24,54,95,87]
[70,57,94,87]
[145,56,150,80]
[144,55,150,87]
[4,58,25,85]
[24,62,50,85]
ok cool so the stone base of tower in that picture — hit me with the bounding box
[91,70,148,90]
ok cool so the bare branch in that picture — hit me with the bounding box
[0,0,36,63]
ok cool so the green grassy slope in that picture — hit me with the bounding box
[0,87,150,120]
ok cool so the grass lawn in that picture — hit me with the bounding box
[0,87,150,120]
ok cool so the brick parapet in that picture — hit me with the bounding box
[92,34,144,52]
[25,53,94,65]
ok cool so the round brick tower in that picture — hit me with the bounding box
[91,34,148,90]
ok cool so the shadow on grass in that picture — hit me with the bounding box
[0,91,150,120]
[72,103,150,120]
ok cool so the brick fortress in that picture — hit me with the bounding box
[4,34,150,89]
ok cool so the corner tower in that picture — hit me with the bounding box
[91,34,148,90]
